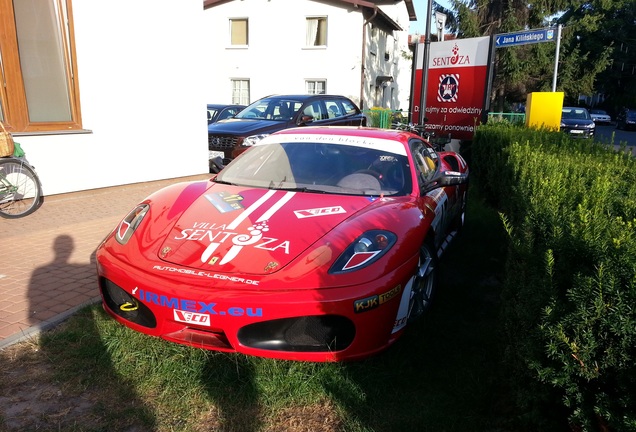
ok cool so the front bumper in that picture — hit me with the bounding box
[561,127,595,138]
[96,249,416,362]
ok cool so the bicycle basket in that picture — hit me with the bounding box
[0,121,15,158]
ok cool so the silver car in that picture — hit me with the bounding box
[590,109,612,125]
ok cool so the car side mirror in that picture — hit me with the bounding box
[298,115,314,125]
[422,171,469,194]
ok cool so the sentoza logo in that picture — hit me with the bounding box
[431,43,471,67]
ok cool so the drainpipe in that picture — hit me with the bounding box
[419,0,433,125]
[360,7,378,110]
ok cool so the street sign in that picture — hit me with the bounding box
[495,28,556,48]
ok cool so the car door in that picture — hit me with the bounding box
[410,139,457,246]
[301,97,364,126]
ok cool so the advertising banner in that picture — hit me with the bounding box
[411,36,491,141]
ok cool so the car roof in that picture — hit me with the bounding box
[207,103,244,108]
[275,125,411,142]
[256,94,354,102]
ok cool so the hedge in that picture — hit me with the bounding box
[472,123,636,431]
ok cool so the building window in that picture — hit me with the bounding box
[306,17,327,47]
[230,18,248,46]
[369,25,378,56]
[385,33,392,62]
[306,80,326,95]
[0,0,82,132]
[232,79,250,105]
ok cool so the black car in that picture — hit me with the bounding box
[208,94,367,165]
[560,106,595,139]
[616,109,636,131]
[207,104,246,124]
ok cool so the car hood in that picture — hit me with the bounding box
[208,118,293,136]
[158,184,373,275]
[561,118,594,127]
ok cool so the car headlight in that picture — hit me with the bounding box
[585,123,595,129]
[116,204,150,244]
[329,230,397,274]
[243,134,270,147]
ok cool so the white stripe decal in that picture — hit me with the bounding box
[257,191,296,222]
[200,190,296,266]
[201,242,219,263]
[227,189,276,230]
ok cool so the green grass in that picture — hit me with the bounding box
[0,185,515,432]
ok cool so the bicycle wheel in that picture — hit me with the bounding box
[0,158,43,218]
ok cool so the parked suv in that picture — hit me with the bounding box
[208,94,367,166]
[207,104,246,124]
[616,109,636,131]
[560,106,595,139]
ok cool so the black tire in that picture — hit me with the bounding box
[0,158,43,218]
[451,188,468,232]
[407,241,438,323]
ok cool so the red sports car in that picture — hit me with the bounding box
[96,126,469,361]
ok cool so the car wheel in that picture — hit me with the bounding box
[407,241,438,323]
[451,190,468,232]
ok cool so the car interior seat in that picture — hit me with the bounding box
[303,105,315,120]
[337,173,382,191]
[277,103,291,120]
[370,157,405,192]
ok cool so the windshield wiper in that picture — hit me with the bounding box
[272,186,329,194]
[213,179,236,185]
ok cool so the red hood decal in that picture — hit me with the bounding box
[159,186,373,275]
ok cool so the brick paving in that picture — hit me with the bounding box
[0,174,210,349]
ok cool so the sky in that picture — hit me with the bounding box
[410,0,454,35]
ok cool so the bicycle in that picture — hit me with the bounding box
[0,154,43,218]
[391,122,451,152]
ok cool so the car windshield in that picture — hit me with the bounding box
[235,97,303,121]
[216,139,411,196]
[627,111,636,120]
[591,110,607,115]
[562,108,591,120]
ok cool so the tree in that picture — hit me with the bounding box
[558,0,636,110]
[435,1,629,111]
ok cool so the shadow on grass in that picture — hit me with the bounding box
[318,188,515,431]
[199,353,260,431]
[0,189,517,431]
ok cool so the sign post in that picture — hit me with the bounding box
[552,24,562,91]
[494,28,557,48]
[411,36,491,141]
[493,26,561,91]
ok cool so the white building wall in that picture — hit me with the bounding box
[383,2,414,114]
[11,0,414,196]
[14,0,209,196]
[362,2,413,114]
[204,0,371,107]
